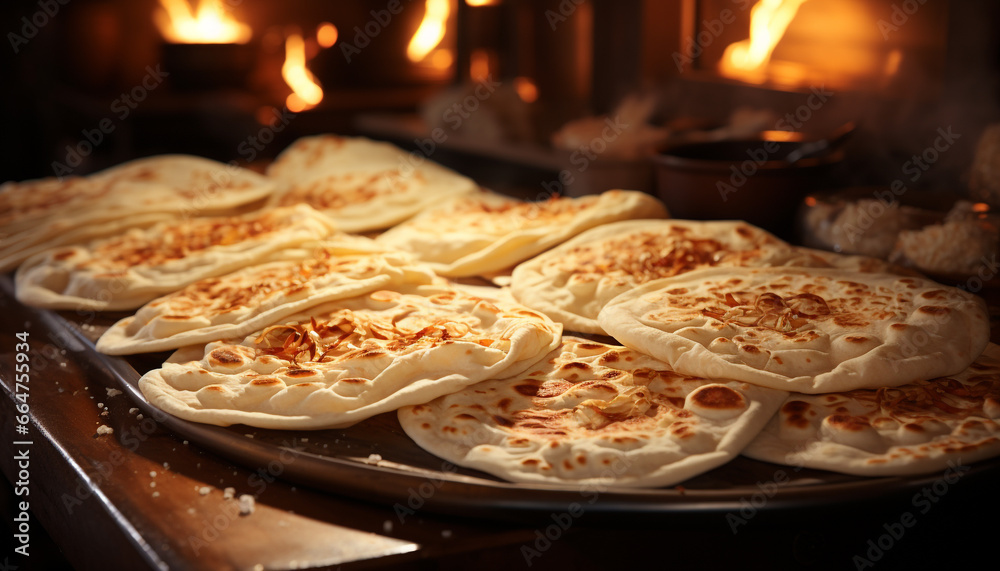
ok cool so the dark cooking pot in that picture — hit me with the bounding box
[651,131,845,238]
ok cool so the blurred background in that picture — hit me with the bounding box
[0,0,998,201]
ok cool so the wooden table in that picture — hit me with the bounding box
[3,275,1000,571]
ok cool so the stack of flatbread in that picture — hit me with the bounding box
[7,132,997,489]
[399,337,788,487]
[0,155,273,272]
[265,135,480,232]
[97,246,439,355]
[138,286,562,429]
[15,204,336,311]
[510,219,901,334]
[375,189,669,277]
[742,344,1000,476]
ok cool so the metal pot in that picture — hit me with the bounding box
[651,132,845,238]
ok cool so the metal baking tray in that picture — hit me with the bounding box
[13,273,997,525]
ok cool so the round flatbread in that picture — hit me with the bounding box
[743,343,1000,476]
[265,135,479,232]
[597,267,990,393]
[97,245,440,355]
[511,219,901,334]
[15,204,335,311]
[375,189,669,277]
[0,155,274,272]
[398,337,787,487]
[138,286,562,429]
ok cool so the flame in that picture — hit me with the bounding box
[883,49,903,77]
[720,0,809,83]
[316,22,338,48]
[282,34,323,112]
[514,76,538,103]
[155,0,252,44]
[407,0,451,62]
[465,0,500,5]
[469,49,490,82]
[430,49,454,69]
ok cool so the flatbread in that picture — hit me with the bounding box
[138,286,562,429]
[375,190,669,277]
[97,245,440,355]
[265,135,479,232]
[743,343,1000,476]
[398,337,787,487]
[15,204,335,311]
[1,155,274,272]
[597,267,990,393]
[511,219,901,334]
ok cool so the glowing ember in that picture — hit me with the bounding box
[155,0,252,44]
[282,33,323,112]
[514,76,539,103]
[316,22,338,48]
[430,48,454,70]
[469,48,491,82]
[883,48,903,77]
[719,0,809,83]
[407,0,451,62]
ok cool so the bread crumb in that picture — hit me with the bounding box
[198,486,211,496]
[150,471,157,478]
[238,494,256,515]
[366,453,383,465]
[129,408,139,415]
[223,487,236,500]
[97,402,104,408]
[152,491,160,498]
[300,437,308,442]
[245,434,254,439]
[150,482,156,488]
[136,414,144,420]
[383,520,393,533]
[96,425,114,436]
[106,388,122,398]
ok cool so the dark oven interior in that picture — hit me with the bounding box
[2,0,998,202]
